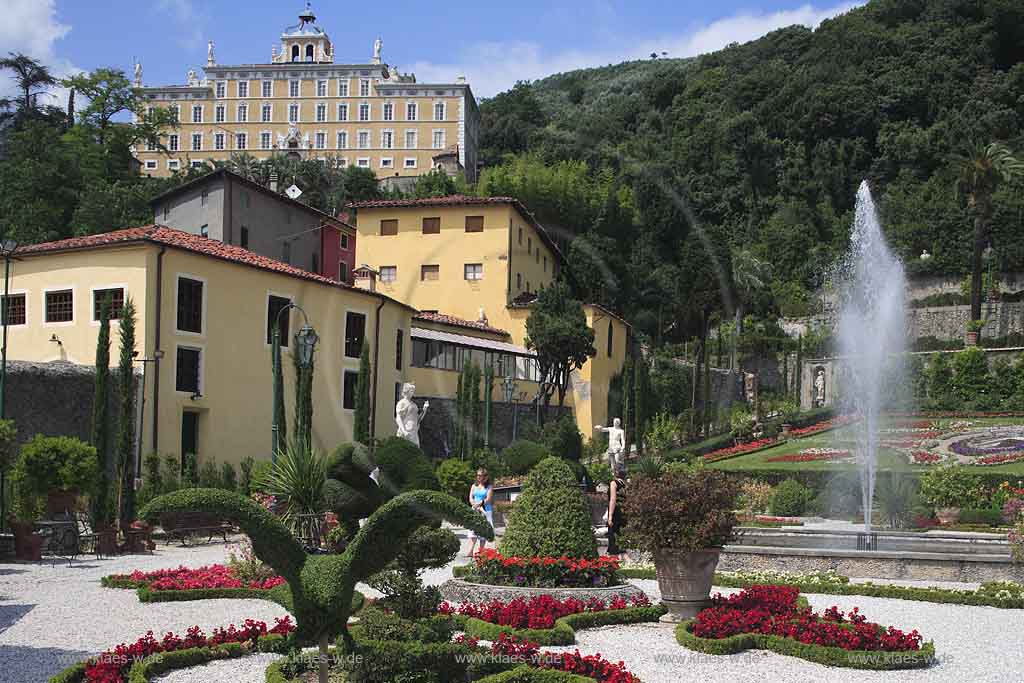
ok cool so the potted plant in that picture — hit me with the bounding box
[965,319,985,347]
[11,436,100,522]
[620,467,739,622]
[919,465,983,525]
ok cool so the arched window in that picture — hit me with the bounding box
[306,44,314,62]
[291,45,300,62]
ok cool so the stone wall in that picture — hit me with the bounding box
[415,396,572,458]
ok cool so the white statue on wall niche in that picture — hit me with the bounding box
[373,36,383,64]
[815,368,826,407]
[594,418,625,472]
[207,40,216,65]
[396,383,429,446]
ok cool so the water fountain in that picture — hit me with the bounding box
[835,181,908,548]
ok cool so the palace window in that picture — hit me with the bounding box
[358,103,369,121]
[235,132,247,150]
[1,293,26,326]
[191,105,203,123]
[214,133,225,150]
[168,159,180,170]
[432,130,444,149]
[316,80,327,97]
[261,103,272,122]
[215,105,225,123]
[381,131,393,149]
[357,131,369,149]
[266,295,291,346]
[356,157,370,168]
[145,138,156,152]
[238,81,248,98]
[176,277,204,333]
[291,44,300,61]
[396,329,403,371]
[359,79,370,97]
[420,264,439,281]
[260,132,272,149]
[464,263,483,281]
[191,133,202,151]
[316,103,326,122]
[404,130,416,148]
[288,104,299,122]
[215,81,226,98]
[383,102,393,121]
[236,103,247,122]
[345,311,366,358]
[337,131,348,149]
[340,234,350,251]
[338,261,348,281]
[434,102,445,120]
[315,132,326,149]
[168,134,179,152]
[422,217,440,234]
[169,105,180,122]
[380,266,396,281]
[337,79,348,96]
[406,102,417,121]
[175,347,201,394]
[380,157,393,168]
[465,216,484,233]
[342,370,358,409]
[262,80,273,97]
[337,103,348,121]
[379,219,397,236]
[145,159,158,169]
[404,157,417,168]
[289,80,300,97]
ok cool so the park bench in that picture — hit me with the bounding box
[159,510,235,546]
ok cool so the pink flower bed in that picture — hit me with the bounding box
[976,452,1024,466]
[113,564,285,591]
[911,451,943,465]
[439,593,650,630]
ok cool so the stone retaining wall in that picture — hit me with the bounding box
[417,397,572,459]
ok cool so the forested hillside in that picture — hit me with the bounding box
[477,0,1024,342]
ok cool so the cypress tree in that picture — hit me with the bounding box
[354,344,371,443]
[292,339,316,449]
[272,330,287,451]
[117,299,137,525]
[483,363,494,449]
[795,334,803,403]
[90,295,112,526]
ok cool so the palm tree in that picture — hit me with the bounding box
[142,488,492,683]
[729,248,772,370]
[953,142,1024,326]
[0,52,56,118]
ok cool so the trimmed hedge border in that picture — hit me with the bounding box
[675,620,937,670]
[458,605,667,645]
[48,634,291,683]
[617,568,1024,609]
[477,667,599,682]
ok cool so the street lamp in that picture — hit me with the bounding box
[271,303,318,460]
[0,238,16,533]
[502,372,518,442]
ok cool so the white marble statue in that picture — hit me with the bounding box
[207,40,216,66]
[396,382,429,446]
[595,418,625,471]
[133,61,142,87]
[373,36,383,64]
[815,369,826,406]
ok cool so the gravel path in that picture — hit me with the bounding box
[5,541,1024,682]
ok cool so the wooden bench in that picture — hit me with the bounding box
[159,511,235,546]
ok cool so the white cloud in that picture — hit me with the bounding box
[409,2,863,98]
[0,0,78,105]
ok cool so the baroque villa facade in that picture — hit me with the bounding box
[134,5,479,181]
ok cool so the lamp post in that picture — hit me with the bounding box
[0,238,16,533]
[271,303,318,460]
[502,372,517,443]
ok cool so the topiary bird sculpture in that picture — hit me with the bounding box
[140,487,493,682]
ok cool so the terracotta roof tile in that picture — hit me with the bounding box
[412,311,509,337]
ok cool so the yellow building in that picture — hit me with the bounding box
[133,5,478,181]
[349,195,630,440]
[7,225,415,471]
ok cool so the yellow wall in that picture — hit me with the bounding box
[575,305,629,439]
[508,214,557,302]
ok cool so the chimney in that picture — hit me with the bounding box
[269,172,279,193]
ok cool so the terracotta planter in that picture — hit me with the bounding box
[10,521,43,561]
[781,424,793,437]
[935,507,961,525]
[96,528,118,556]
[965,331,979,347]
[46,489,78,518]
[653,548,721,622]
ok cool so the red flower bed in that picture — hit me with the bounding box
[976,452,1024,466]
[787,415,858,438]
[454,633,639,683]
[911,451,943,465]
[703,438,776,462]
[691,586,923,653]
[84,617,294,683]
[471,548,621,588]
[765,448,851,463]
[439,593,650,630]
[112,564,286,591]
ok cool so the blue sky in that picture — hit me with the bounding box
[3,1,863,100]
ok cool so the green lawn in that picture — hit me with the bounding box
[708,417,1024,476]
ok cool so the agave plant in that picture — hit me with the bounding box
[874,474,919,529]
[141,488,492,683]
[261,441,327,535]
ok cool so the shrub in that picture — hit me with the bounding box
[239,456,255,495]
[220,462,238,492]
[644,413,681,456]
[919,466,985,509]
[435,458,476,502]
[587,462,613,487]
[261,442,327,531]
[926,353,955,410]
[12,435,99,518]
[500,457,598,559]
[369,525,460,618]
[1002,497,1024,524]
[770,479,814,517]
[501,440,551,475]
[471,448,508,479]
[952,347,991,408]
[322,442,386,524]
[737,479,773,515]
[874,475,918,529]
[541,416,583,462]
[958,508,1003,526]
[620,469,738,554]
[375,437,439,494]
[198,458,220,489]
[249,459,273,492]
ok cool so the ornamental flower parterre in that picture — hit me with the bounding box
[83,617,294,683]
[765,448,852,463]
[438,593,650,630]
[454,634,639,683]
[111,564,285,591]
[703,438,776,462]
[691,586,923,653]
[471,548,621,588]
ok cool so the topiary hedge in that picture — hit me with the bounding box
[322,441,386,523]
[501,440,551,475]
[374,436,439,494]
[499,457,597,559]
[477,668,597,682]
[770,479,815,517]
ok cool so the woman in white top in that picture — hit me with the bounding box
[467,468,494,556]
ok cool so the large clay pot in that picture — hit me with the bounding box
[46,489,78,518]
[96,528,118,556]
[10,521,43,561]
[654,548,721,622]
[935,507,961,525]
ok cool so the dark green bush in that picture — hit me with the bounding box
[198,457,221,488]
[541,416,583,462]
[771,479,814,517]
[959,508,1004,526]
[952,347,992,408]
[322,442,385,524]
[13,435,100,518]
[220,462,238,491]
[369,525,459,618]
[375,437,439,494]
[355,607,456,643]
[435,458,475,501]
[501,440,551,475]
[500,457,597,559]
